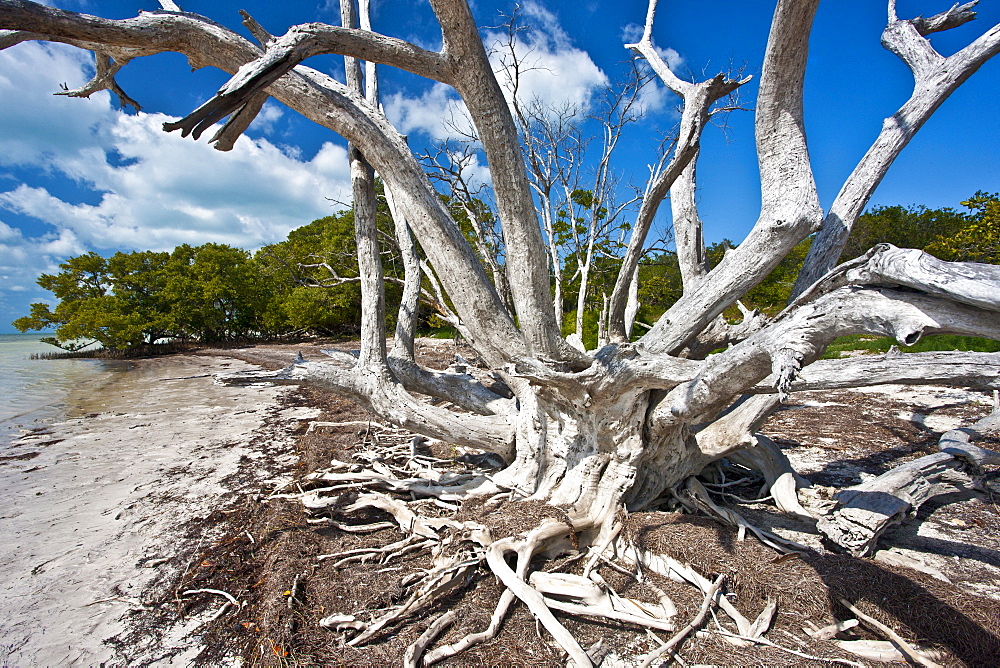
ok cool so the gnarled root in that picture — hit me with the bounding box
[271,414,872,665]
[486,520,595,666]
[677,477,811,554]
[727,434,814,518]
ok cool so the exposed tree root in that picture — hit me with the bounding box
[676,477,811,554]
[637,573,725,667]
[838,597,943,668]
[252,410,988,666]
[486,523,594,667]
[709,629,865,667]
[420,590,515,664]
[403,611,455,668]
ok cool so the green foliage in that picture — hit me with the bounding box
[280,285,362,335]
[924,191,1000,263]
[560,308,602,350]
[13,251,164,351]
[14,189,419,351]
[840,204,970,262]
[163,243,275,342]
[13,245,276,350]
[15,190,999,354]
[635,251,682,324]
[742,238,812,314]
[842,193,999,265]
[256,191,406,336]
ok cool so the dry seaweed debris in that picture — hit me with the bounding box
[188,419,997,665]
[111,349,1000,667]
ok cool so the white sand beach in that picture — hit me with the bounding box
[0,353,315,666]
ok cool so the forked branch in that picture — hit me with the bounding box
[793,0,1000,296]
[607,0,750,341]
[57,51,141,111]
[639,0,823,354]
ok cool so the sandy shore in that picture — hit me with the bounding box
[0,352,317,666]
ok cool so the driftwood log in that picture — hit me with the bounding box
[818,404,1000,556]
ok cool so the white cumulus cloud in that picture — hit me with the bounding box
[0,220,87,323]
[0,43,351,252]
[621,22,684,72]
[0,41,353,328]
[384,83,477,143]
[384,2,608,143]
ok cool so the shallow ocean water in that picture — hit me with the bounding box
[0,333,121,448]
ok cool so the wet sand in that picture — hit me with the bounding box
[0,353,316,666]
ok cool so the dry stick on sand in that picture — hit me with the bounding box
[709,629,864,667]
[403,611,456,668]
[638,573,726,668]
[182,588,240,624]
[838,598,943,668]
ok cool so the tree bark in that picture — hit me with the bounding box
[4,1,1000,659]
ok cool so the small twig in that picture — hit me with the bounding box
[644,629,686,667]
[638,573,726,668]
[713,491,774,504]
[838,598,943,668]
[710,629,863,667]
[287,574,303,609]
[207,601,234,623]
[182,588,240,626]
[84,596,146,608]
[325,520,395,533]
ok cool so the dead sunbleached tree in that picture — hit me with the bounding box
[3,0,1000,663]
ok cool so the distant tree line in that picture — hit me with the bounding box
[14,192,999,352]
[13,198,405,351]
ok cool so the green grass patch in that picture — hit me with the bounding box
[823,334,1000,359]
[424,326,459,339]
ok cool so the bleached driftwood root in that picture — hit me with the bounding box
[615,539,781,649]
[403,611,455,668]
[637,573,725,668]
[181,588,240,624]
[677,477,811,554]
[711,629,865,667]
[421,590,515,664]
[275,396,992,665]
[727,435,814,518]
[836,640,945,665]
[818,406,1000,556]
[269,413,861,668]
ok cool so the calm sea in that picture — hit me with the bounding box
[0,333,120,448]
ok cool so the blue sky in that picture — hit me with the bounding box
[1,0,998,332]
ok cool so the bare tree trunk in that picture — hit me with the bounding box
[4,0,1000,662]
